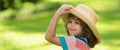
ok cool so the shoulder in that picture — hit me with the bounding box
[74,36,88,45]
[58,36,76,50]
[74,36,90,50]
[59,36,75,42]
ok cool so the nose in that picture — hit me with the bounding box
[71,23,75,26]
[68,22,75,28]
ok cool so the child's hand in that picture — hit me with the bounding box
[54,4,73,17]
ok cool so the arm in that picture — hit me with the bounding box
[45,4,73,46]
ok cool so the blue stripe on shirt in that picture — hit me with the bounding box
[59,37,68,50]
[75,36,88,45]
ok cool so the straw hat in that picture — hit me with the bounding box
[61,4,100,44]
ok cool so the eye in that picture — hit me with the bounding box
[75,21,79,24]
[68,21,72,23]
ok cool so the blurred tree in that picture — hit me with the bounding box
[21,0,39,3]
[0,0,6,10]
[0,0,15,10]
[0,0,39,11]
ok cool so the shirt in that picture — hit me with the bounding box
[59,36,90,50]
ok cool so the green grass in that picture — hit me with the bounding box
[0,10,66,50]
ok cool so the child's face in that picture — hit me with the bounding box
[67,18,82,36]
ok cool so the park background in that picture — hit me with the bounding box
[0,0,120,50]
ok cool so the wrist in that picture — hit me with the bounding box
[54,12,61,18]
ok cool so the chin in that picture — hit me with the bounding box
[69,33,77,36]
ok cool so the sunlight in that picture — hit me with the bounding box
[0,8,15,21]
[0,31,48,50]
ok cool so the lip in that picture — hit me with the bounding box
[68,29,76,35]
[69,29,76,31]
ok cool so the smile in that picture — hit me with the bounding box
[69,29,76,31]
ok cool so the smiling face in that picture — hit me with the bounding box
[67,14,83,36]
[66,14,98,48]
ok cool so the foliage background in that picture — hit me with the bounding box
[0,0,120,50]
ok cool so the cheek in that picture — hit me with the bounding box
[76,25,82,32]
[67,24,70,28]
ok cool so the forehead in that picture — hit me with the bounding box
[68,15,80,21]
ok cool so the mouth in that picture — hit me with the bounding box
[68,29,77,35]
[69,29,76,32]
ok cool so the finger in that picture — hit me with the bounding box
[64,10,71,14]
[61,4,73,8]
[65,5,73,11]
[65,7,72,11]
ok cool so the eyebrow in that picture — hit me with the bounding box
[69,18,80,21]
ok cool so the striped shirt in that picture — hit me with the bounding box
[59,36,90,50]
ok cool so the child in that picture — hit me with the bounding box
[45,4,100,50]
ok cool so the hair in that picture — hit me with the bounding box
[66,14,98,48]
